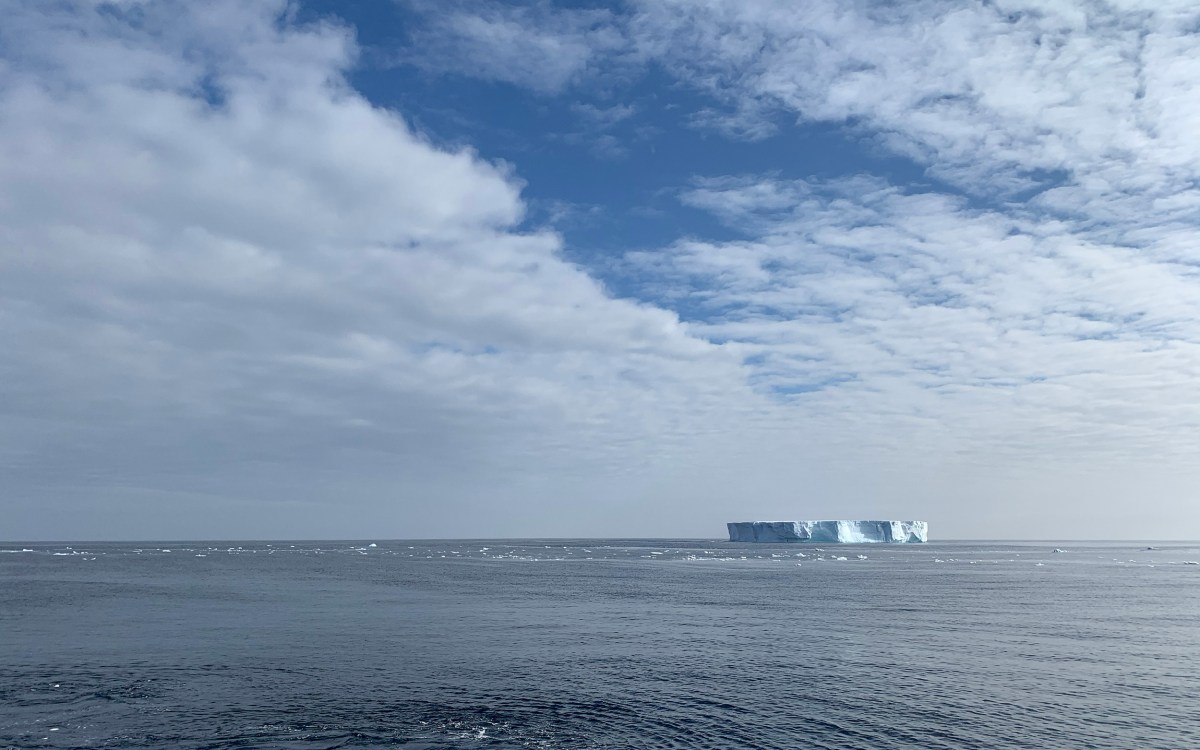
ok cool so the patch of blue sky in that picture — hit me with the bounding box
[906,287,967,308]
[760,374,860,399]
[296,1,986,309]
[411,340,499,356]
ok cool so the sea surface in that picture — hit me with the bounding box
[2,539,1199,749]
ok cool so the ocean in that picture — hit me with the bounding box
[2,539,1198,749]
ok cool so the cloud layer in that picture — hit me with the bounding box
[5,0,1200,539]
[0,1,749,538]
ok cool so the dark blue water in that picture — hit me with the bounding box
[3,540,1199,749]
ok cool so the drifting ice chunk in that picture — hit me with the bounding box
[727,520,928,543]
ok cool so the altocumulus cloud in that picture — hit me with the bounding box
[409,0,1200,538]
[5,0,1200,540]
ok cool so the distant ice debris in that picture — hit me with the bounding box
[1052,548,1066,553]
[368,543,377,548]
[727,520,927,543]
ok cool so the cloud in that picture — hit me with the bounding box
[571,102,636,128]
[425,1,1200,203]
[398,1,631,94]
[556,103,639,159]
[0,0,749,538]
[8,0,1200,539]
[630,0,1200,200]
[629,173,1200,478]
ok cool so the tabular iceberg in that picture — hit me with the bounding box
[727,520,928,543]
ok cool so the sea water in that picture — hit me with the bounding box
[2,540,1198,749]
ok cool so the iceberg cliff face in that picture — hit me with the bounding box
[727,520,927,543]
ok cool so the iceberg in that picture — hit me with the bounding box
[727,520,928,543]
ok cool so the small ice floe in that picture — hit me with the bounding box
[832,556,848,561]
[1183,561,1199,566]
[857,554,868,560]
[194,554,207,557]
[368,543,377,548]
[1035,562,1045,567]
[1052,548,1066,553]
[934,558,945,563]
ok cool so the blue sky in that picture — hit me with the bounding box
[305,1,951,268]
[4,0,1200,540]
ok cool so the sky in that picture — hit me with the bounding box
[4,0,1200,541]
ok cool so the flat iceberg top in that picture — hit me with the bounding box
[728,520,928,543]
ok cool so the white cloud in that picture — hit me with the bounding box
[400,1,630,94]
[630,0,1200,202]
[571,102,636,128]
[635,174,1200,471]
[8,0,1200,539]
[0,0,756,539]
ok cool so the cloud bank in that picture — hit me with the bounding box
[5,0,1200,539]
[0,1,747,538]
